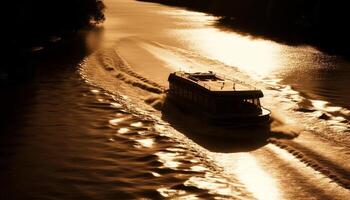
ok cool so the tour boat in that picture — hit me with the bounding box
[167,71,271,126]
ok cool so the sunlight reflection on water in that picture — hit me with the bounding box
[155,151,182,169]
[213,153,281,200]
[135,138,154,148]
[174,28,283,77]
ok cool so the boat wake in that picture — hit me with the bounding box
[79,38,350,198]
[79,47,261,199]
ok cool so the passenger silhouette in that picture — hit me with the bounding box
[221,81,225,90]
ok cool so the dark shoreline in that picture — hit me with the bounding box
[138,0,350,57]
[0,28,103,137]
[1,0,105,83]
[1,28,102,86]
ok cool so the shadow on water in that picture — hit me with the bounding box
[0,28,103,131]
[0,28,103,198]
[160,97,296,153]
[1,27,103,83]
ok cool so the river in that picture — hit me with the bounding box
[1,0,349,199]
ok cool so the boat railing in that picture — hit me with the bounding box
[176,70,256,90]
[177,71,212,90]
[215,72,256,90]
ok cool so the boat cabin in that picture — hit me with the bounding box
[168,72,264,115]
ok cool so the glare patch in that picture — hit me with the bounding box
[117,127,129,134]
[213,153,281,200]
[190,165,208,172]
[312,100,336,112]
[109,117,128,126]
[177,28,283,77]
[157,9,217,25]
[90,89,100,94]
[155,151,182,169]
[135,138,154,148]
[130,121,143,127]
[110,102,122,108]
[155,124,167,131]
[185,175,238,197]
[151,172,161,177]
[166,147,186,153]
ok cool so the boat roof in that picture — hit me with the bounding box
[168,71,264,98]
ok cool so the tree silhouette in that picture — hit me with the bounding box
[1,0,105,75]
[3,0,105,49]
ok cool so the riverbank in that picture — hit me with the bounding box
[0,28,105,138]
[0,29,97,198]
[1,28,104,86]
[1,0,105,84]
[138,0,350,56]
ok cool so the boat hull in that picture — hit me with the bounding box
[167,94,271,127]
[206,108,271,126]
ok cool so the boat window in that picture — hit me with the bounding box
[244,99,254,104]
[242,99,261,107]
[255,99,261,107]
